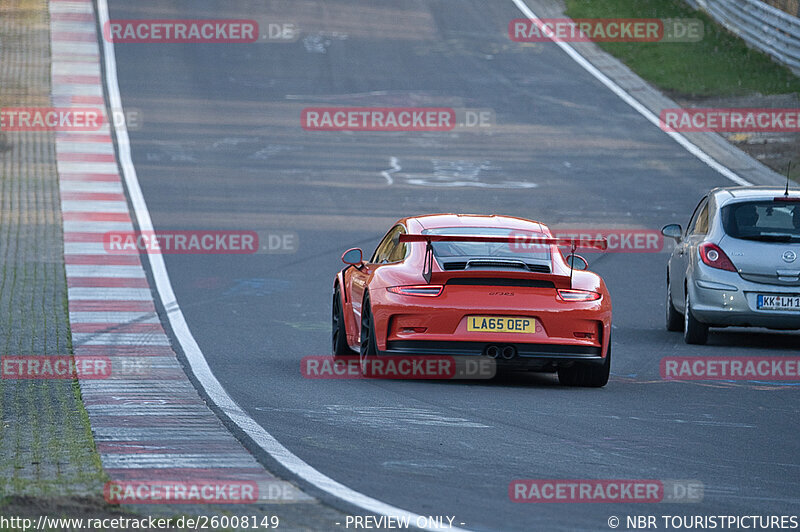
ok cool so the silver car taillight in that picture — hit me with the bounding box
[699,242,737,272]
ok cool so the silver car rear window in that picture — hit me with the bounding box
[721,201,800,242]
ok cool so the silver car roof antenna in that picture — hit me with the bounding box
[785,161,792,198]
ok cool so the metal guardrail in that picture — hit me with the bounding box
[686,0,800,75]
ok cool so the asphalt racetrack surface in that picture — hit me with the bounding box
[106,1,799,530]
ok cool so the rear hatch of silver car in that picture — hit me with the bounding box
[718,199,800,286]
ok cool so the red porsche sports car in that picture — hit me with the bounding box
[332,214,612,387]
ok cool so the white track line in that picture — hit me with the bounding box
[511,0,752,187]
[94,1,469,529]
[381,156,401,185]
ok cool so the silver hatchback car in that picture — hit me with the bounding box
[662,186,800,344]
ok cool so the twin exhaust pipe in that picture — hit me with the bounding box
[485,345,517,360]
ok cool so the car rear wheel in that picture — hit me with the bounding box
[683,292,708,345]
[558,341,611,388]
[665,278,683,332]
[359,293,379,376]
[332,285,356,359]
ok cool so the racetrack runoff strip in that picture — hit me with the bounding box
[50,0,308,505]
[510,0,753,187]
[85,0,472,528]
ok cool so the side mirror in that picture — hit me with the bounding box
[661,224,682,241]
[341,248,363,266]
[566,254,588,271]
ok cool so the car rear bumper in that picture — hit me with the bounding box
[373,285,611,356]
[383,340,604,367]
[689,269,800,329]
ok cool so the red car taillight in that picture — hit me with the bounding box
[557,289,601,302]
[699,242,736,272]
[387,285,444,297]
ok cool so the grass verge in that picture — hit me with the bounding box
[564,0,800,97]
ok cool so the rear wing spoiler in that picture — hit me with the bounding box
[398,233,608,283]
[398,234,608,250]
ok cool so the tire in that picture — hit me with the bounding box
[332,285,356,359]
[665,277,683,332]
[683,291,708,345]
[558,340,611,388]
[359,293,379,376]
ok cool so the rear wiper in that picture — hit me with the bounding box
[738,234,799,242]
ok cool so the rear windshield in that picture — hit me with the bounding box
[721,201,800,242]
[422,227,550,263]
